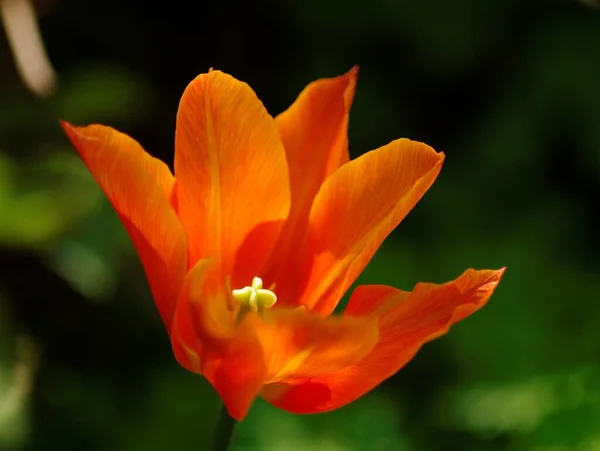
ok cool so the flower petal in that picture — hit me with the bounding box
[275,66,356,208]
[170,263,378,420]
[300,139,444,314]
[170,258,266,421]
[245,308,378,384]
[173,70,290,287]
[172,258,238,347]
[203,335,267,421]
[265,67,358,305]
[170,259,213,374]
[61,122,187,331]
[262,268,505,414]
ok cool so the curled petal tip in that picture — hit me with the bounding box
[347,65,359,77]
[342,66,359,112]
[60,121,89,141]
[492,266,507,282]
[488,267,507,280]
[59,119,75,133]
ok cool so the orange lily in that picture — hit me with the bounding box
[61,68,505,421]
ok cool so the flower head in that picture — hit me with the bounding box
[61,67,504,420]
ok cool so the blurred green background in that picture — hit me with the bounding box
[0,0,599,449]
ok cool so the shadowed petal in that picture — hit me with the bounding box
[171,262,378,420]
[170,258,266,421]
[265,67,358,306]
[174,70,290,288]
[262,268,505,414]
[61,122,187,331]
[170,259,213,374]
[300,139,444,314]
[204,336,267,421]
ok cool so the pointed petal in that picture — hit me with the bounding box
[173,70,290,287]
[203,335,267,421]
[262,268,505,414]
[300,139,444,314]
[275,66,356,205]
[265,67,358,305]
[61,122,187,330]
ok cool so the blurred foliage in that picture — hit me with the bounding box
[0,0,599,450]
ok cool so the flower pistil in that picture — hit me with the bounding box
[232,277,277,315]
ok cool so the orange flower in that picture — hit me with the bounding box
[61,68,505,421]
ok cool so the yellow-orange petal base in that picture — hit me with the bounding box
[61,68,505,421]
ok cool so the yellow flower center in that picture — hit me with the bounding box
[232,277,277,313]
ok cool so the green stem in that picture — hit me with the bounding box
[211,402,236,451]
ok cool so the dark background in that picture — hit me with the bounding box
[0,0,599,449]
